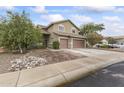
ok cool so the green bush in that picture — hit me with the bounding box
[52,41,59,49]
[29,43,45,49]
[0,11,42,54]
[100,44,109,48]
[36,43,45,49]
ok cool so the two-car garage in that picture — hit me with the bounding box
[59,38,85,48]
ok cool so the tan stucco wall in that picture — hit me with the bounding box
[52,21,80,34]
[46,26,57,48]
[47,33,59,48]
[47,25,54,33]
[46,21,86,48]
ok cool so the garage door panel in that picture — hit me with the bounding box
[73,39,84,48]
[60,39,68,48]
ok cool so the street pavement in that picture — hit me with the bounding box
[66,61,124,87]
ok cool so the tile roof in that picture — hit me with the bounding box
[46,19,80,31]
[36,25,50,35]
[105,35,124,40]
[54,31,86,38]
[36,19,81,36]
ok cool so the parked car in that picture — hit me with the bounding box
[94,44,120,48]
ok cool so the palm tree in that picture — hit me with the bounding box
[79,23,105,36]
[79,23,105,47]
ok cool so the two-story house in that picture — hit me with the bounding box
[38,20,86,48]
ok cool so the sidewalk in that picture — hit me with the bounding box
[0,49,124,87]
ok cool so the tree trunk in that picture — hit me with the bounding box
[18,45,23,54]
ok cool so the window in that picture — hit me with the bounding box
[72,28,76,33]
[58,25,64,31]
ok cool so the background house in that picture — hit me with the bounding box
[101,39,108,45]
[111,36,124,45]
[104,35,124,45]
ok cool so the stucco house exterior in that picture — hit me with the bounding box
[103,35,124,46]
[110,36,124,45]
[101,39,108,45]
[37,20,86,48]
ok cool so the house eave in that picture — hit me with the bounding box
[53,32,86,39]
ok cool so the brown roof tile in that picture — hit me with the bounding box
[46,19,80,31]
[54,31,86,39]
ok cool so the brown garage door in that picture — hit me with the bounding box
[60,39,68,48]
[73,39,84,48]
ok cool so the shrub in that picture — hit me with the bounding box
[52,41,59,49]
[100,44,109,48]
[35,43,45,49]
[29,43,45,49]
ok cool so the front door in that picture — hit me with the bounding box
[43,34,50,48]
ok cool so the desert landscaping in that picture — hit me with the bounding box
[0,49,86,74]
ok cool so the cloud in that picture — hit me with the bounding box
[100,16,124,36]
[32,6,47,13]
[40,14,64,22]
[69,15,93,25]
[75,6,124,13]
[102,16,121,22]
[101,23,124,36]
[0,6,15,10]
[84,6,116,12]
[115,7,124,13]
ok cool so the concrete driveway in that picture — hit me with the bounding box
[63,48,118,57]
[63,49,124,87]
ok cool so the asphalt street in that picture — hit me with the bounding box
[66,61,124,87]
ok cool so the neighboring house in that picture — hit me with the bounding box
[38,20,86,48]
[105,36,124,45]
[111,36,124,45]
[101,39,108,45]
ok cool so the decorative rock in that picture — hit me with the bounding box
[9,56,48,71]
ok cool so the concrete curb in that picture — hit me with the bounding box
[0,50,124,87]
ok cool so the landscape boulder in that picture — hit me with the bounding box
[9,56,48,71]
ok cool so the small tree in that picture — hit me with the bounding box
[80,23,105,46]
[87,32,103,46]
[0,11,42,53]
[79,23,105,36]
[107,37,116,44]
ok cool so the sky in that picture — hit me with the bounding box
[0,6,124,36]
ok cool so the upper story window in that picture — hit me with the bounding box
[71,28,76,33]
[58,24,64,32]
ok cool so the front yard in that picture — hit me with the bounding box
[0,49,86,74]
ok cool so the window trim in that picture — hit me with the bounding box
[71,27,76,33]
[58,24,65,32]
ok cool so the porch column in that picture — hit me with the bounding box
[70,38,73,49]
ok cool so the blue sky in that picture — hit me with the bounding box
[0,6,124,36]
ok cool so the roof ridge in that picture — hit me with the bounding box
[46,19,80,31]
